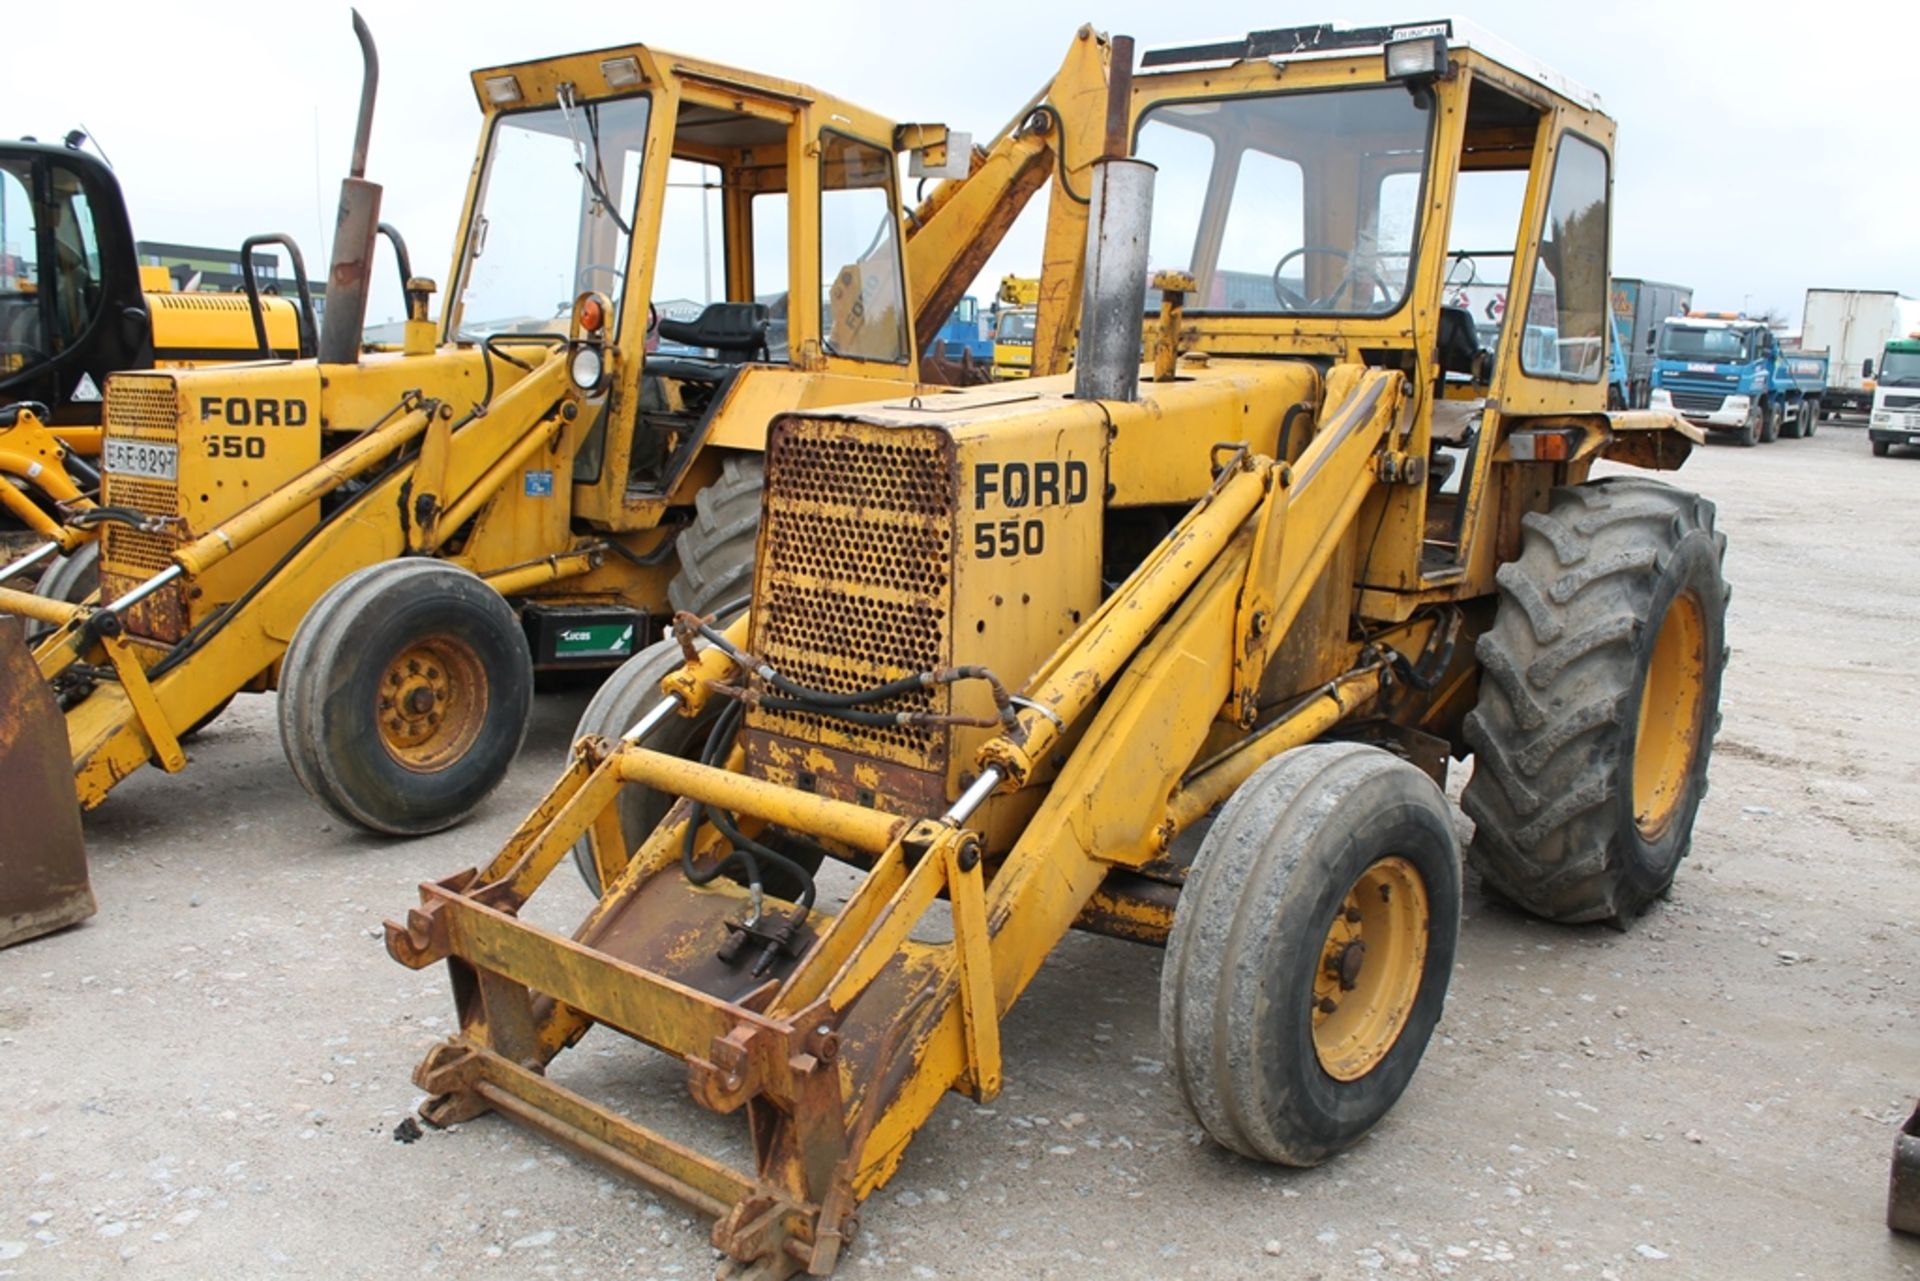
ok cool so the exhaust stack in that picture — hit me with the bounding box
[317,9,382,365]
[1074,35,1154,404]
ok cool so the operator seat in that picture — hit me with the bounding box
[648,302,771,381]
[1435,305,1482,380]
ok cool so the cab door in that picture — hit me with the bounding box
[0,145,148,424]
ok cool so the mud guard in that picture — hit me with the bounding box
[0,616,93,948]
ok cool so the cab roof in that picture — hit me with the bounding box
[1141,17,1602,112]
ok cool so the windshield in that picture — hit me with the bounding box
[1659,324,1753,364]
[452,94,651,341]
[996,309,1036,343]
[1135,86,1432,317]
[1879,348,1920,385]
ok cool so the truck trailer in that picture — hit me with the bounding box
[1802,288,1920,418]
[1611,277,1692,408]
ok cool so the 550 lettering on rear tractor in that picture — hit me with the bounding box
[0,15,1116,935]
[386,20,1728,1279]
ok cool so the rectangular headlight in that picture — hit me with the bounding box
[1384,33,1447,79]
[601,56,644,88]
[483,74,523,106]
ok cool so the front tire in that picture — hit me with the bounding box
[1161,743,1461,1166]
[28,540,98,641]
[1779,401,1802,439]
[1733,406,1758,447]
[1873,440,1892,458]
[1462,478,1729,924]
[1759,400,1780,443]
[569,635,725,894]
[278,560,532,835]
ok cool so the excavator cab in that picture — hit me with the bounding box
[0,142,146,422]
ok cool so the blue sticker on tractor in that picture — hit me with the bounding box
[524,469,555,497]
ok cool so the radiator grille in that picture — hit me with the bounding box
[104,374,183,436]
[101,375,187,639]
[751,421,956,766]
[1670,391,1723,414]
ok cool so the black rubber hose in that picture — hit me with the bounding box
[695,621,929,708]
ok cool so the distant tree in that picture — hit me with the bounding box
[1752,306,1790,330]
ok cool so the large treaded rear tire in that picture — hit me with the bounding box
[1462,477,1729,924]
[666,454,764,619]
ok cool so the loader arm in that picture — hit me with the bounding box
[903,27,1110,374]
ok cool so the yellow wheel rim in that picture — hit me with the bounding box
[1632,591,1707,838]
[375,635,487,773]
[1312,856,1430,1082]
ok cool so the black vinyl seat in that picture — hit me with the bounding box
[1435,305,1482,379]
[655,302,770,366]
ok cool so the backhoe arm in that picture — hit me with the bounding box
[903,27,1110,365]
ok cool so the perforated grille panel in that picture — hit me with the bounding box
[105,375,183,437]
[101,476,180,576]
[101,374,187,639]
[749,420,957,767]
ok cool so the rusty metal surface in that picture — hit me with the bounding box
[1892,1099,1920,1235]
[748,419,957,774]
[0,617,93,948]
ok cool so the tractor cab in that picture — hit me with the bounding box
[1132,21,1640,587]
[445,47,944,517]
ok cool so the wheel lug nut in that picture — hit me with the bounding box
[1316,996,1338,1015]
[1343,906,1362,924]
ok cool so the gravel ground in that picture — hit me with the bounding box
[3,424,1917,1281]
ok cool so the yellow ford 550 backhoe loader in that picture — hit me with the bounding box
[0,16,1113,919]
[387,20,1726,1276]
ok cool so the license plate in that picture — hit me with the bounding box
[103,438,178,482]
[1909,435,1920,446]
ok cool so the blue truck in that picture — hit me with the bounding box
[929,296,993,363]
[1648,313,1828,446]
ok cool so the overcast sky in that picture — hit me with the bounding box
[12,1,1917,331]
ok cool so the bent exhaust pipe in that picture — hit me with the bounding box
[317,9,382,365]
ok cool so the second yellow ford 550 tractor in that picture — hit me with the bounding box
[385,20,1727,1278]
[0,17,1113,874]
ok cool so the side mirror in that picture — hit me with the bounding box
[1864,358,1875,378]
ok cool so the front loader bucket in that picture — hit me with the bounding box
[0,616,93,948]
[1891,1099,1920,1235]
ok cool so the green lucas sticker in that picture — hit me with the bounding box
[555,623,634,658]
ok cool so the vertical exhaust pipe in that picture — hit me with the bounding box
[1074,35,1154,404]
[317,9,383,365]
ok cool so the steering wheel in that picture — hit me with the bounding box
[576,263,625,291]
[1272,246,1378,311]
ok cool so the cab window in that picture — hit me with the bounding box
[1135,86,1434,317]
[0,164,42,370]
[1522,133,1609,382]
[819,134,906,363]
